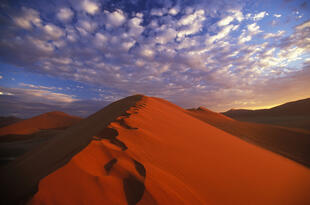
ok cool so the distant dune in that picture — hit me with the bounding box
[0,111,82,136]
[187,107,310,167]
[0,116,22,128]
[0,111,82,167]
[1,95,310,205]
[223,98,310,130]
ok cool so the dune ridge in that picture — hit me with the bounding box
[1,95,310,205]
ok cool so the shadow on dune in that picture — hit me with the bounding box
[94,127,128,150]
[123,174,145,205]
[104,158,118,174]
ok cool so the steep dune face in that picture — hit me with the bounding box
[26,96,310,205]
[0,111,81,136]
[187,107,310,167]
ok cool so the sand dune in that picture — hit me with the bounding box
[0,111,81,137]
[0,116,21,128]
[187,107,310,167]
[1,95,310,205]
[223,98,310,130]
[0,111,81,168]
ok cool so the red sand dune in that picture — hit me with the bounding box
[187,106,310,167]
[1,95,310,205]
[0,111,81,136]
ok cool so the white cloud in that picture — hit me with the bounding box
[296,21,310,30]
[155,28,177,44]
[263,30,285,39]
[238,30,252,44]
[177,9,205,38]
[217,9,243,27]
[138,46,155,59]
[128,16,144,37]
[43,24,64,39]
[247,23,261,34]
[94,32,107,48]
[218,16,234,27]
[178,9,205,26]
[81,0,99,15]
[207,24,234,44]
[78,19,97,32]
[57,8,74,22]
[168,7,179,15]
[13,7,41,29]
[28,37,54,53]
[105,9,126,28]
[273,14,281,18]
[252,11,269,21]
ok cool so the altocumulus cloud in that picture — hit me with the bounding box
[0,0,309,117]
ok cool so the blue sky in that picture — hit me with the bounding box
[0,0,309,117]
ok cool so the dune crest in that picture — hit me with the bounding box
[1,95,310,205]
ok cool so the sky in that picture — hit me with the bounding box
[0,0,309,118]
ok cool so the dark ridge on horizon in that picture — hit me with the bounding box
[222,97,310,130]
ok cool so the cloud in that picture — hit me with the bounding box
[273,14,281,18]
[105,9,126,28]
[57,8,74,22]
[253,11,269,21]
[43,24,64,39]
[0,89,106,118]
[247,23,261,34]
[168,7,179,16]
[264,30,285,39]
[217,9,243,27]
[247,11,269,21]
[217,16,234,27]
[78,19,97,32]
[0,86,77,104]
[13,7,41,29]
[207,24,234,44]
[81,0,100,15]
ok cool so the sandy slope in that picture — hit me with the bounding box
[19,96,310,205]
[187,107,310,167]
[0,111,81,136]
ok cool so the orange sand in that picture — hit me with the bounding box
[0,111,81,136]
[27,96,310,205]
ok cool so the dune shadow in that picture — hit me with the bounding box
[104,158,117,174]
[133,159,146,178]
[95,127,128,150]
[116,119,138,130]
[123,174,145,205]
